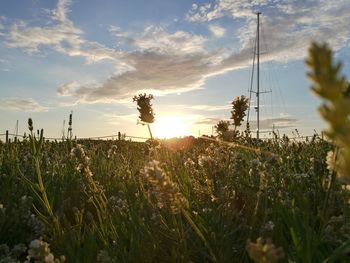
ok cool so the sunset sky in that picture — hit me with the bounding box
[1,0,350,139]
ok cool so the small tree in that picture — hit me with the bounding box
[133,93,155,139]
[215,120,230,139]
[231,95,249,131]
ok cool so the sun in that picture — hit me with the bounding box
[153,115,189,138]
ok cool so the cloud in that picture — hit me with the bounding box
[184,104,231,111]
[187,0,269,22]
[1,98,49,112]
[103,113,138,125]
[0,58,10,71]
[52,0,72,23]
[57,81,79,96]
[129,26,206,55]
[6,0,83,54]
[194,116,297,131]
[195,117,222,125]
[0,16,6,35]
[58,48,240,103]
[187,0,350,61]
[208,24,226,38]
[248,117,298,130]
[5,0,118,64]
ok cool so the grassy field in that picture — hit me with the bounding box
[0,133,349,262]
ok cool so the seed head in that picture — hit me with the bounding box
[28,118,33,132]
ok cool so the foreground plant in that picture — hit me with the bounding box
[19,119,61,237]
[307,42,350,184]
[306,42,350,262]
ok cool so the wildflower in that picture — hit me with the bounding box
[0,244,10,256]
[108,196,129,215]
[326,150,335,172]
[263,221,275,231]
[249,159,260,188]
[11,243,27,258]
[246,237,284,263]
[140,160,186,213]
[184,158,195,167]
[107,145,118,159]
[25,239,65,263]
[97,250,112,263]
[198,154,215,167]
[71,144,107,212]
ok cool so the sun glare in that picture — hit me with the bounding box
[153,116,189,138]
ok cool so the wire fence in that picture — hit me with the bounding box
[0,131,150,142]
[0,130,322,143]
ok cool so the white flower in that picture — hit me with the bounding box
[326,150,336,172]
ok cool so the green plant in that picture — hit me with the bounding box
[18,119,61,237]
[231,95,249,132]
[215,120,230,139]
[307,42,350,184]
[133,93,155,139]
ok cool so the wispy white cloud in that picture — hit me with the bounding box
[52,0,72,23]
[195,117,221,125]
[130,26,206,55]
[57,81,80,96]
[248,117,298,130]
[1,98,48,112]
[184,104,230,111]
[187,0,350,61]
[103,113,138,125]
[187,0,269,22]
[0,58,10,71]
[6,0,83,54]
[0,16,6,36]
[208,24,226,38]
[194,116,297,130]
[5,0,118,64]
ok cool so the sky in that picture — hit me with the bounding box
[0,0,350,139]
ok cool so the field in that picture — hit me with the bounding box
[0,131,349,262]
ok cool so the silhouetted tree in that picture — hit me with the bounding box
[231,95,249,131]
[215,120,230,139]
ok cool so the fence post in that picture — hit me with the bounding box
[118,131,121,141]
[5,130,8,143]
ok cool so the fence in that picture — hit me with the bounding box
[0,130,150,143]
[0,129,322,144]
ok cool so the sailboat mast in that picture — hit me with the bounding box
[256,12,261,139]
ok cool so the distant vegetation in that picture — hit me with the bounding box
[0,43,349,262]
